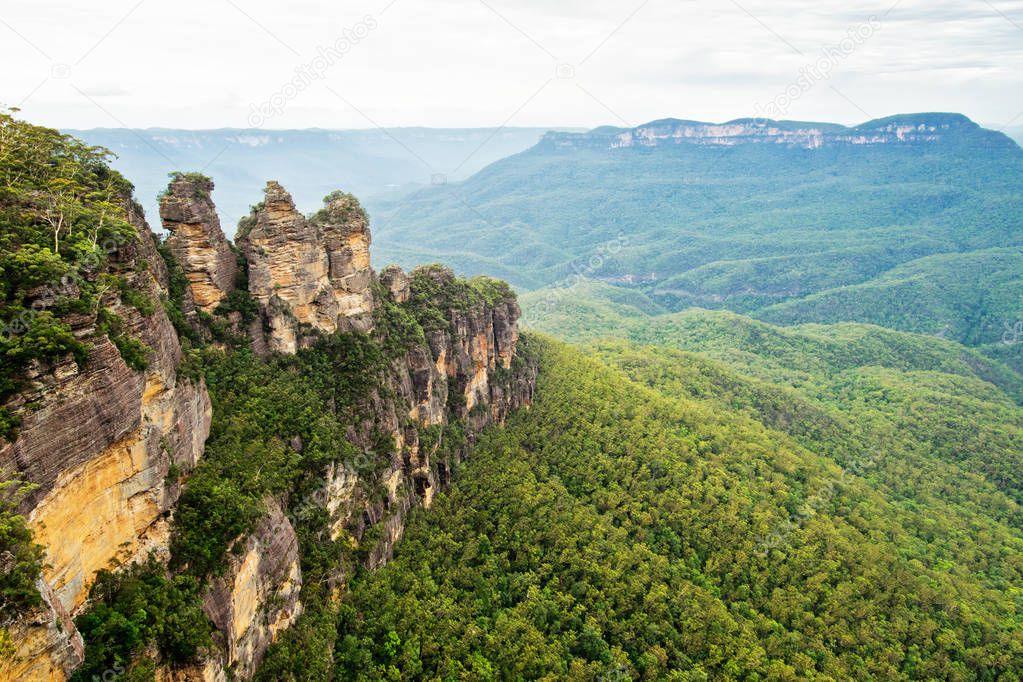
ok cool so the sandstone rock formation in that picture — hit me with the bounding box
[160,174,236,313]
[2,173,536,682]
[379,264,410,303]
[202,500,302,679]
[237,182,374,353]
[315,265,535,571]
[0,200,212,680]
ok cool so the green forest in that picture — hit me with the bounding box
[369,114,1023,369]
[336,335,1023,680]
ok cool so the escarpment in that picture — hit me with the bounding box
[161,181,535,679]
[1,163,536,681]
[0,198,212,680]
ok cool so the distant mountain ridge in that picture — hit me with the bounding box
[542,113,1019,150]
[366,112,1023,370]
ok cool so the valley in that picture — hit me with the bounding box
[1,109,1021,680]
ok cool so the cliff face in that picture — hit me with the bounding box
[2,170,535,682]
[202,499,302,679]
[328,267,534,571]
[542,113,1020,151]
[0,202,212,680]
[183,189,534,679]
[237,182,374,354]
[159,175,237,313]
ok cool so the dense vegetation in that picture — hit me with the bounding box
[0,109,150,440]
[71,559,211,682]
[0,478,44,656]
[338,335,1023,680]
[6,112,1023,680]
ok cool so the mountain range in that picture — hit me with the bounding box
[363,113,1023,370]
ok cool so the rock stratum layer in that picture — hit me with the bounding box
[543,113,1019,151]
[1,176,536,681]
[1,201,212,680]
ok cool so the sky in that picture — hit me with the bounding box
[2,0,1023,132]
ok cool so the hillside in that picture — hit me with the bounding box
[0,113,537,680]
[336,337,1023,679]
[369,113,1023,360]
[6,111,1023,681]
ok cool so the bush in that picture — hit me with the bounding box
[97,308,150,372]
[72,557,211,682]
[0,478,44,626]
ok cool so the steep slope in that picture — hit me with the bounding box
[0,114,537,681]
[0,114,212,680]
[754,248,1023,346]
[336,338,1023,679]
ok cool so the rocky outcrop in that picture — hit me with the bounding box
[0,200,212,679]
[2,165,536,681]
[202,500,302,679]
[315,266,535,571]
[379,265,410,303]
[237,182,374,353]
[0,580,82,681]
[160,174,237,313]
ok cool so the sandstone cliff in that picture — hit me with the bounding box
[0,200,212,680]
[202,499,302,679]
[237,182,374,354]
[1,171,536,682]
[165,184,534,680]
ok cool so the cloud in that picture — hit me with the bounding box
[0,0,1020,129]
[74,86,131,97]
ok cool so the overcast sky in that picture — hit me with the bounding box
[2,0,1022,131]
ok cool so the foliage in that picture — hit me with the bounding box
[161,171,212,200]
[406,264,516,332]
[0,109,146,433]
[169,328,393,578]
[371,120,1023,355]
[309,190,367,226]
[338,336,1023,679]
[116,276,156,316]
[71,557,211,682]
[756,248,1023,348]
[0,478,44,626]
[97,308,150,372]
